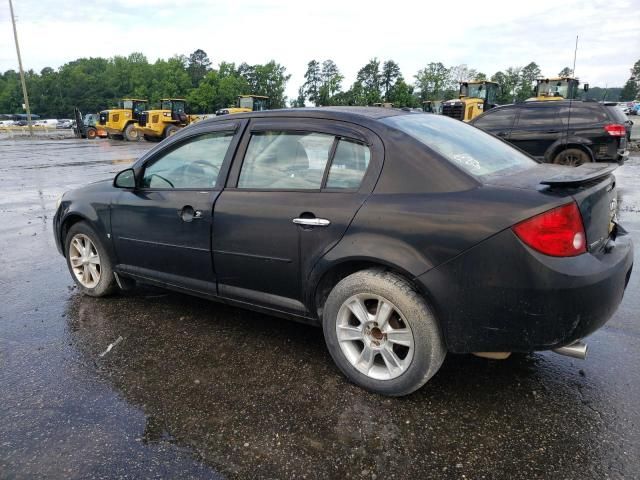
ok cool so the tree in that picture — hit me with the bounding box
[415,62,449,101]
[619,59,639,101]
[187,49,212,87]
[302,60,322,106]
[492,67,521,104]
[381,60,401,101]
[318,59,343,106]
[387,77,417,107]
[356,58,382,105]
[558,67,573,77]
[517,62,541,101]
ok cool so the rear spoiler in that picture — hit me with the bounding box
[540,163,618,187]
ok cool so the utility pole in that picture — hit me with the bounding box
[8,0,33,137]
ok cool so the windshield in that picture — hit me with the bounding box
[381,114,537,178]
[161,100,172,110]
[238,97,254,109]
[536,80,570,98]
[121,100,133,110]
[461,83,486,99]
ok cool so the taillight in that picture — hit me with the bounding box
[604,124,626,137]
[513,202,586,257]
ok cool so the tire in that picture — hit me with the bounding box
[322,269,446,396]
[164,125,180,138]
[143,134,162,142]
[64,222,117,297]
[87,127,97,139]
[123,123,138,141]
[553,148,591,167]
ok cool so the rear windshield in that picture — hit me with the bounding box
[605,105,628,124]
[382,114,537,178]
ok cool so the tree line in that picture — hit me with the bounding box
[0,49,635,118]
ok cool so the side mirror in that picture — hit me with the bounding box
[583,83,589,92]
[114,168,136,188]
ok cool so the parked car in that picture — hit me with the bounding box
[470,100,631,166]
[56,119,73,129]
[616,103,631,115]
[53,108,633,396]
[34,119,60,128]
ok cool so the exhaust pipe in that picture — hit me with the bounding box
[553,341,588,360]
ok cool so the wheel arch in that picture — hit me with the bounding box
[59,213,92,257]
[310,257,426,322]
[545,138,595,163]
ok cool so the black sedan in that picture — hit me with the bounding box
[54,108,633,396]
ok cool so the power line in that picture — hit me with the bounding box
[8,0,33,137]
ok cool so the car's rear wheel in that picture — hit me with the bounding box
[323,269,446,396]
[553,148,591,167]
[65,222,117,297]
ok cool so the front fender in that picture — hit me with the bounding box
[55,193,113,259]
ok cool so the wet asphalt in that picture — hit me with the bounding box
[1,135,639,480]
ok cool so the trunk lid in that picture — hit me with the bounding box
[486,163,618,253]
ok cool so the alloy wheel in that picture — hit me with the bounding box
[336,294,414,380]
[68,234,101,288]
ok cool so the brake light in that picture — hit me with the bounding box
[513,202,586,257]
[604,124,626,137]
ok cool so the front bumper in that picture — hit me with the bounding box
[416,226,633,353]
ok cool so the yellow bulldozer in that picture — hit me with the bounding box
[135,99,203,142]
[528,76,588,101]
[98,98,148,141]
[216,95,269,116]
[441,81,499,122]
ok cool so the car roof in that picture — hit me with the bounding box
[197,106,410,127]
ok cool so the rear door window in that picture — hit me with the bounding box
[514,106,559,127]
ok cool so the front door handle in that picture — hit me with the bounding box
[180,205,202,222]
[292,217,331,227]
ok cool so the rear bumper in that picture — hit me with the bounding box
[416,227,633,353]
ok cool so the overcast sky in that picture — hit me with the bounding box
[1,0,639,100]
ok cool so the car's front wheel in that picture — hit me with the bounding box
[65,222,117,297]
[323,269,446,396]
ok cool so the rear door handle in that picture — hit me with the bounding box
[292,218,331,227]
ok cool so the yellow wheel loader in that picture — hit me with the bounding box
[527,77,588,101]
[215,95,269,116]
[98,98,148,141]
[442,81,499,122]
[136,99,203,142]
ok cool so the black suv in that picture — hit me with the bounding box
[470,100,631,166]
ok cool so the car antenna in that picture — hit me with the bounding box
[564,35,579,156]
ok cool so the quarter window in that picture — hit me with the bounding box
[238,132,335,189]
[142,132,233,189]
[326,139,370,189]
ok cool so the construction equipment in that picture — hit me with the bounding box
[135,99,203,142]
[528,77,588,101]
[442,81,499,122]
[72,108,107,139]
[216,95,269,116]
[98,98,148,141]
